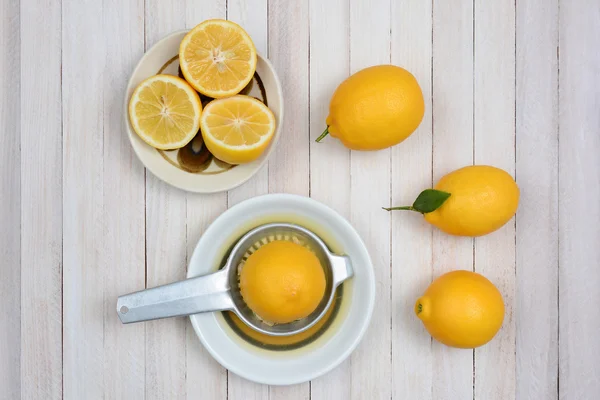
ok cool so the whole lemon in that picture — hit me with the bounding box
[317,65,424,150]
[415,270,505,348]
[239,240,326,324]
[386,165,519,237]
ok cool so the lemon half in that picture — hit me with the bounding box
[200,95,276,164]
[179,19,257,98]
[128,74,202,150]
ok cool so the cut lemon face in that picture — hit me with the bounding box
[179,19,257,98]
[128,75,201,150]
[200,95,276,164]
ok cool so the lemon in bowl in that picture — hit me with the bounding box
[239,240,326,325]
[179,19,257,99]
[200,95,276,165]
[187,194,376,386]
[128,74,202,150]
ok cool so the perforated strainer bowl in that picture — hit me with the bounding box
[116,223,353,336]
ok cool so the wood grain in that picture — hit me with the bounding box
[225,0,273,397]
[473,0,517,398]
[143,3,188,399]
[19,0,62,399]
[516,0,559,398]
[265,1,311,398]
[101,1,146,398]
[62,0,105,397]
[227,0,269,208]
[182,2,229,399]
[0,0,20,399]
[348,0,392,398]
[308,0,351,398]
[558,0,600,398]
[432,0,474,398]
[268,0,310,197]
[390,0,434,399]
[8,1,600,398]
[184,191,228,400]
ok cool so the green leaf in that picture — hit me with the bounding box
[383,189,451,214]
[411,189,451,213]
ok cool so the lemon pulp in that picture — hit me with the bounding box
[200,95,276,164]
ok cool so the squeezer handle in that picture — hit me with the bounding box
[116,269,233,324]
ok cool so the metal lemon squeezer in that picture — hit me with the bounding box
[117,223,354,336]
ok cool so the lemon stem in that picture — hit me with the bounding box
[416,303,423,314]
[382,206,417,212]
[316,127,329,142]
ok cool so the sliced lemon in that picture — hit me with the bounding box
[128,75,202,150]
[179,19,257,98]
[200,95,276,164]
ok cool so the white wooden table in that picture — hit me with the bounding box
[2,0,599,399]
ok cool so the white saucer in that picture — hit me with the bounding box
[187,194,376,386]
[123,30,284,193]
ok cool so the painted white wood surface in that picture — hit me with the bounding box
[516,0,559,398]
[183,3,229,399]
[431,0,474,398]
[348,0,392,398]
[3,0,600,399]
[1,1,20,399]
[308,0,352,399]
[390,0,433,398]
[558,0,600,398]
[20,1,63,399]
[473,0,516,398]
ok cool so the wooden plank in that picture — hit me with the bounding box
[19,0,63,399]
[558,0,600,398]
[267,0,310,196]
[61,0,105,397]
[225,1,271,397]
[473,0,517,399]
[143,2,188,399]
[263,0,311,397]
[0,0,20,398]
[390,0,433,399]
[431,0,474,398]
[227,0,269,208]
[101,0,146,398]
[308,0,351,397]
[229,380,268,400]
[184,195,228,400]
[183,3,229,400]
[144,3,231,399]
[348,0,391,398]
[515,0,559,398]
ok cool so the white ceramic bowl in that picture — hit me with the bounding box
[187,194,376,386]
[123,30,283,193]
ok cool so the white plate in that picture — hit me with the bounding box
[123,30,284,193]
[187,194,376,386]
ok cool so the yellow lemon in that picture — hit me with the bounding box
[386,165,519,237]
[317,65,424,150]
[179,19,257,98]
[239,240,326,325]
[128,74,202,150]
[415,270,505,348]
[200,95,276,164]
